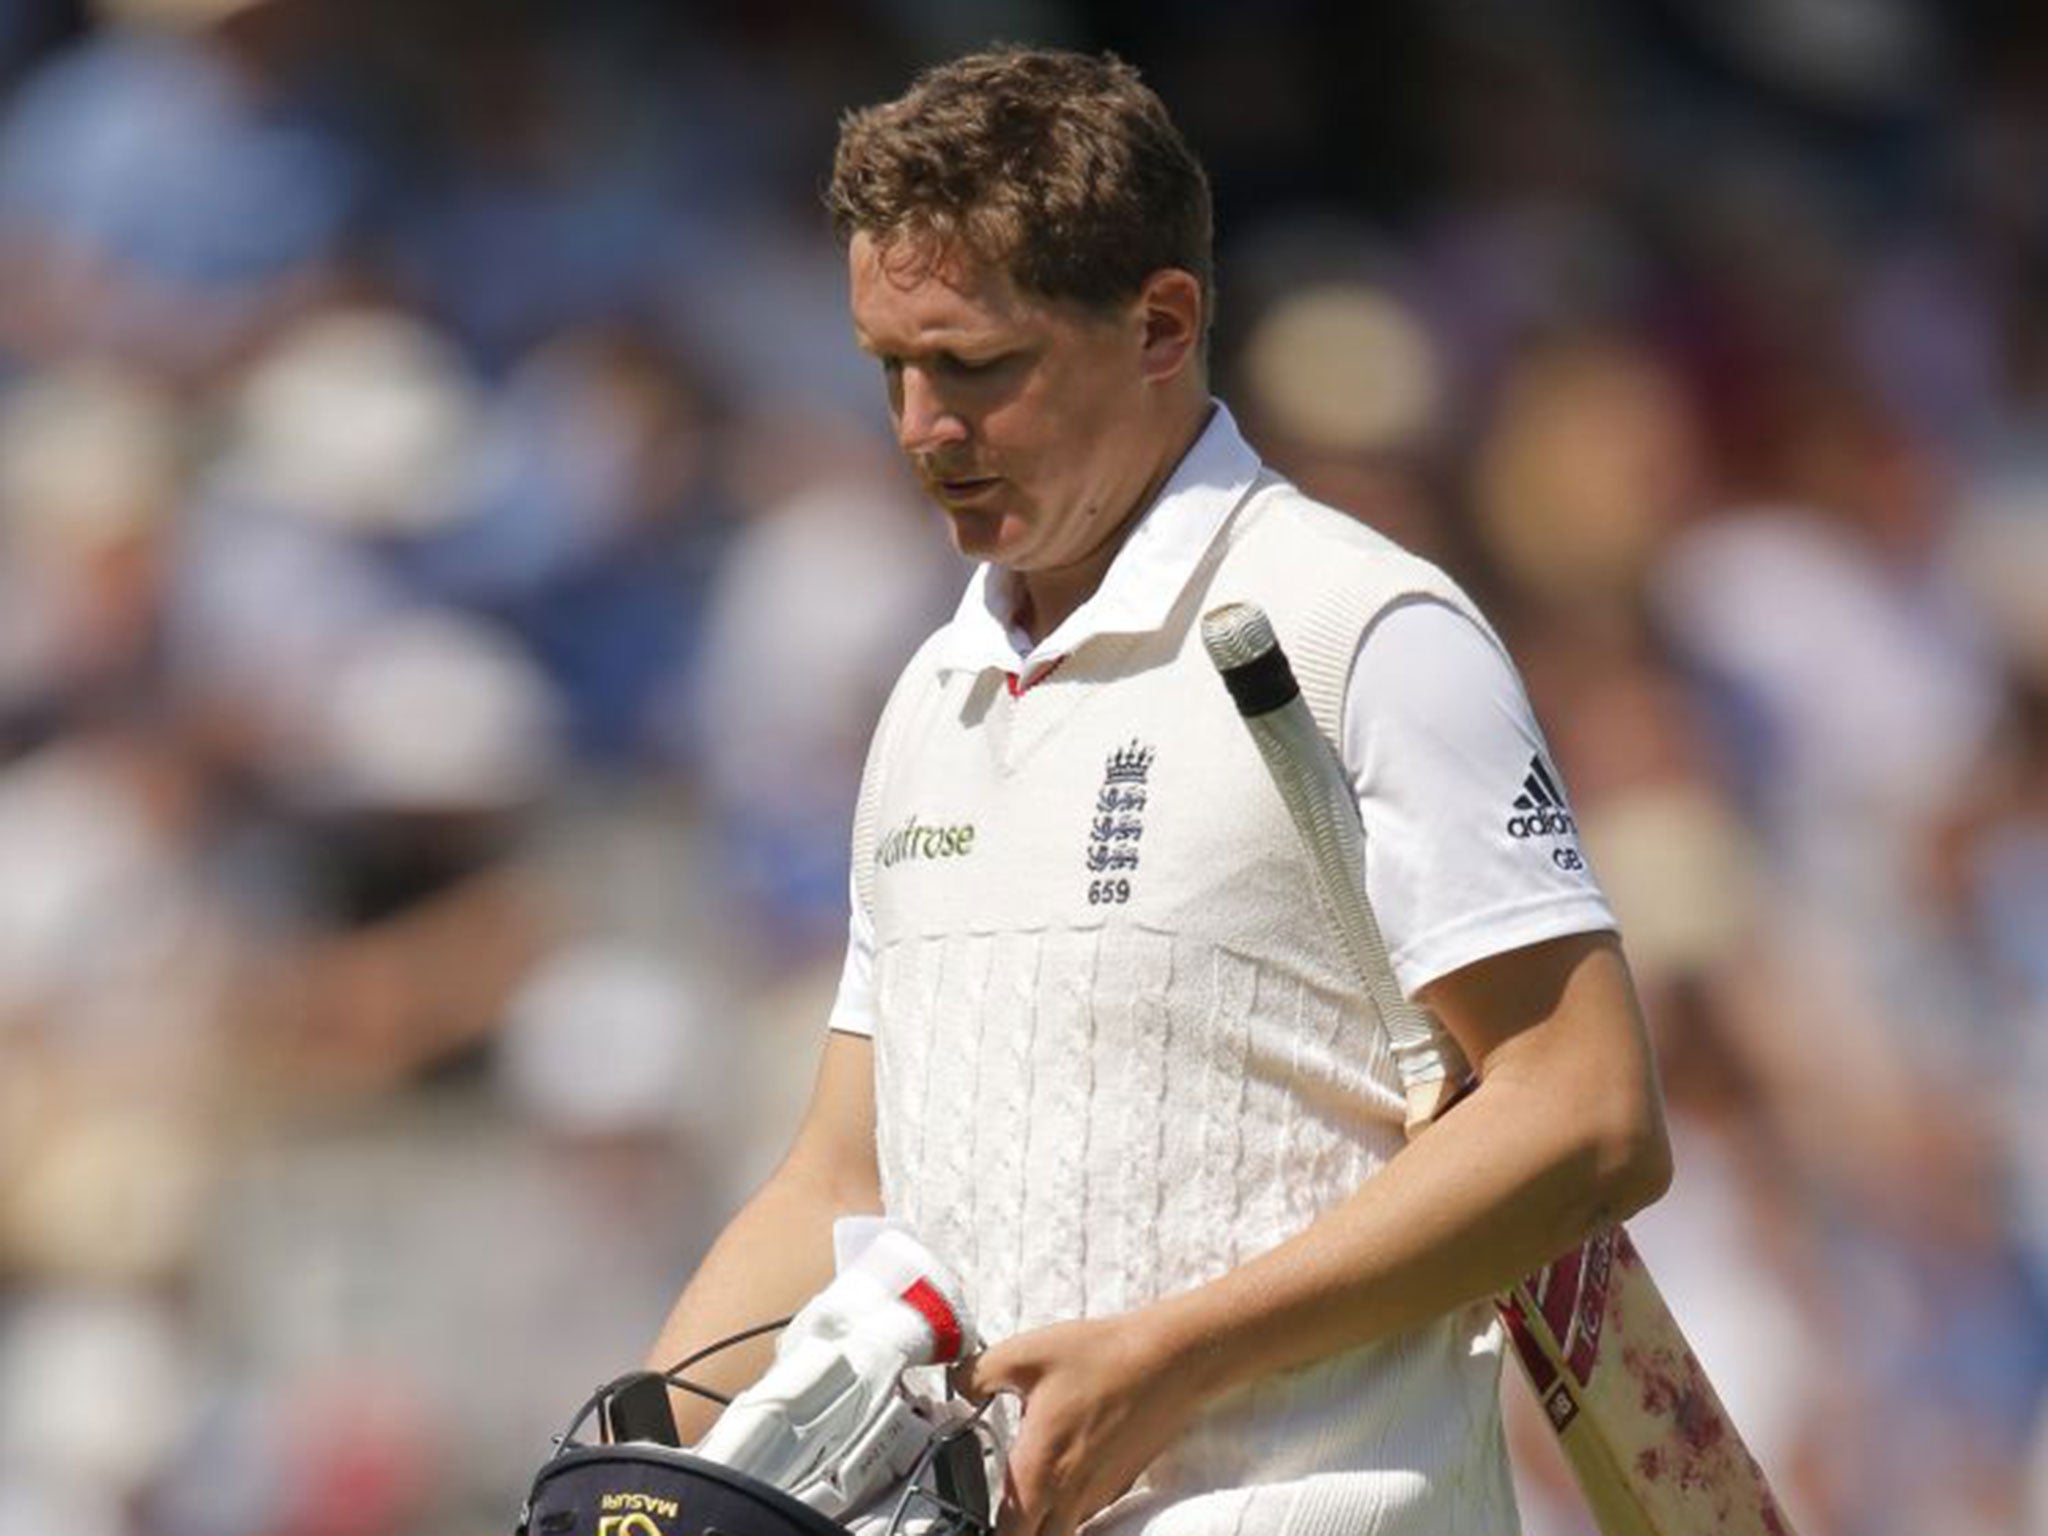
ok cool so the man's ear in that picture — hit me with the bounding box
[1136,268,1205,384]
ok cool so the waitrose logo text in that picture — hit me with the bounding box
[877,814,977,868]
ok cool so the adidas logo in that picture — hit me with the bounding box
[1506,754,1577,839]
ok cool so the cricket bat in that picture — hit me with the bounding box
[1201,600,1797,1536]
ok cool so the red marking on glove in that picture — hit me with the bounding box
[899,1278,964,1363]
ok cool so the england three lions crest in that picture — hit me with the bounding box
[1083,740,1153,904]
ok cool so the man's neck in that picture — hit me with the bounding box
[1014,398,1213,644]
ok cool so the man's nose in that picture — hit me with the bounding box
[895,368,967,455]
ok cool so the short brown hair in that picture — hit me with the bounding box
[828,46,1213,324]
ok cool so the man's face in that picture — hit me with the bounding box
[849,231,1164,576]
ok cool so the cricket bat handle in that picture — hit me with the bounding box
[1200,600,1464,1132]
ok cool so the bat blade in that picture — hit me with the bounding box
[1502,1229,1795,1536]
[1200,600,1798,1536]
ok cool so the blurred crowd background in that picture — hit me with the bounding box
[0,1,2044,1533]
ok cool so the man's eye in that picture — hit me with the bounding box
[942,353,1008,377]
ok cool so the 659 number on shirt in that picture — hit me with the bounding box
[1087,878,1131,905]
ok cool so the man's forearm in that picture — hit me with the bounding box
[1135,937,1670,1407]
[1152,1060,1661,1407]
[647,1166,871,1443]
[647,1031,883,1444]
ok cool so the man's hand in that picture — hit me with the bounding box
[955,1313,1211,1536]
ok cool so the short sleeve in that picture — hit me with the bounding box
[823,871,878,1037]
[1342,599,1616,996]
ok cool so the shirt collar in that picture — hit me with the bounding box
[930,400,1262,677]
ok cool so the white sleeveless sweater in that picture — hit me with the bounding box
[850,475,1518,1536]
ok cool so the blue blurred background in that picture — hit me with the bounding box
[0,2,2043,1533]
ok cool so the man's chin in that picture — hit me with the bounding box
[940,506,1015,563]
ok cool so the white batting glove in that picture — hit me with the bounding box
[692,1223,977,1519]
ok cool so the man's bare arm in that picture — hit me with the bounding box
[648,1029,881,1444]
[960,931,1672,1536]
[1164,930,1670,1375]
